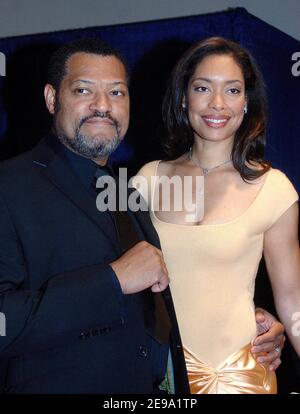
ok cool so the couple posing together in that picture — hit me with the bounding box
[0,36,299,394]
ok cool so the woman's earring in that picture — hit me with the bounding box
[244,105,248,114]
[182,103,186,111]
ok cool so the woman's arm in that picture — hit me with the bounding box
[264,201,300,357]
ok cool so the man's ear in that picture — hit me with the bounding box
[44,84,57,114]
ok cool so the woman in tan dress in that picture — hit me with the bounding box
[135,37,300,393]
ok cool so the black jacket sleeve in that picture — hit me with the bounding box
[0,196,124,358]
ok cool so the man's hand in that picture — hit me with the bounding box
[251,308,285,371]
[110,241,170,294]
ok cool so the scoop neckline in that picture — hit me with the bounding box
[150,160,272,228]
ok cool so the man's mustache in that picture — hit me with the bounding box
[79,111,119,130]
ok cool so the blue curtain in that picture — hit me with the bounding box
[0,7,299,392]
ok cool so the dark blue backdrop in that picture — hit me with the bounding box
[0,7,299,392]
[0,7,299,187]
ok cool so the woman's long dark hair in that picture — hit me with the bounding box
[162,37,270,181]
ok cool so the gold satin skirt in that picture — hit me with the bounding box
[184,343,277,394]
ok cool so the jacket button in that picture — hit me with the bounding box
[139,346,148,357]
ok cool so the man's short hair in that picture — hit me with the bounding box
[47,37,129,91]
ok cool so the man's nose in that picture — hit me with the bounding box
[89,92,112,113]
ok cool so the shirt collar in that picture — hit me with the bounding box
[47,134,111,190]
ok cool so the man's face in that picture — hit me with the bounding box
[44,52,130,164]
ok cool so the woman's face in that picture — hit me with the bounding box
[185,54,246,145]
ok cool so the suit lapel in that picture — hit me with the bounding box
[32,138,120,251]
[128,199,161,248]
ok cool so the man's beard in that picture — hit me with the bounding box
[55,111,123,160]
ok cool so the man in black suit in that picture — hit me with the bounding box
[0,39,284,394]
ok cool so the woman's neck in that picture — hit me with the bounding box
[191,138,233,168]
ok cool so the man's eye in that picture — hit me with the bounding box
[75,88,89,94]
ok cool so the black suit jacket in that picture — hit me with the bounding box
[0,137,189,394]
